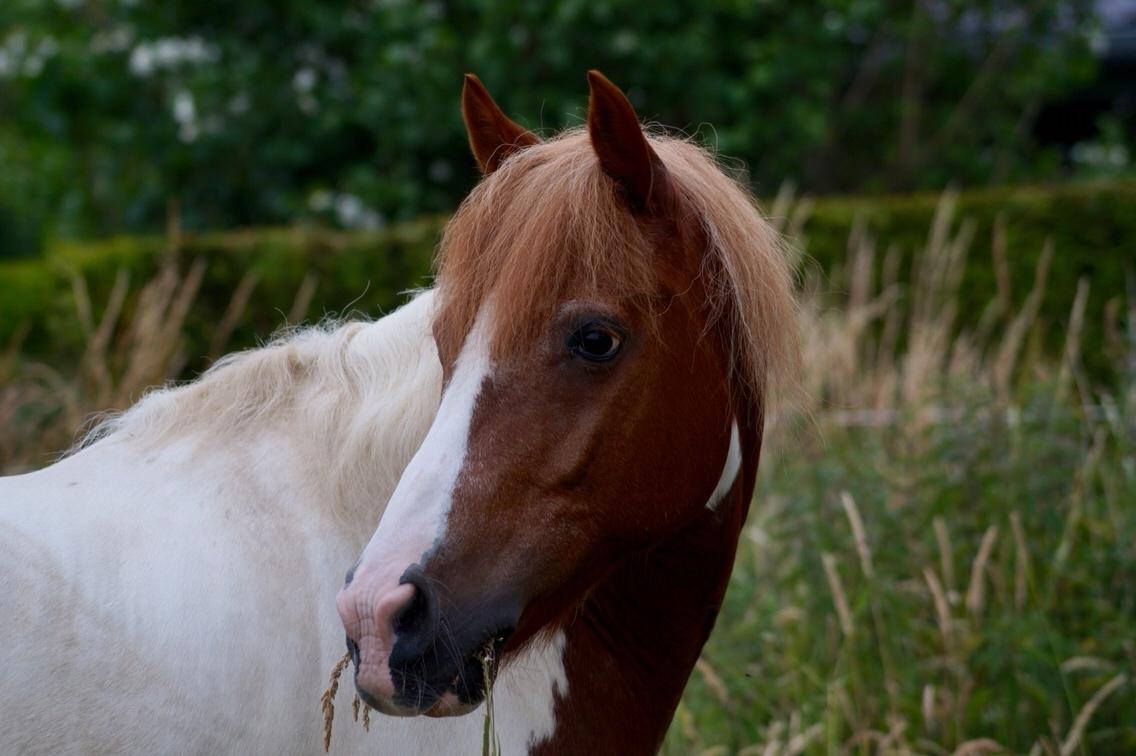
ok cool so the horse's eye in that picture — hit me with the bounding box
[567,323,622,362]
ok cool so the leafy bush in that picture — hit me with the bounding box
[0,0,1101,236]
[0,200,44,261]
[0,260,52,343]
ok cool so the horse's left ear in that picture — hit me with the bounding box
[462,74,541,174]
[586,70,673,214]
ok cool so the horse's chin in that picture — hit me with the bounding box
[355,686,480,718]
[354,687,413,717]
[423,692,479,718]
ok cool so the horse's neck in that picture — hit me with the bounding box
[536,418,762,755]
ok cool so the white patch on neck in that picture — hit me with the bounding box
[353,305,495,583]
[496,630,568,753]
[705,420,741,510]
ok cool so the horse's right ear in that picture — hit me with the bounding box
[586,70,673,215]
[461,74,540,174]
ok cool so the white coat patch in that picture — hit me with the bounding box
[705,420,741,510]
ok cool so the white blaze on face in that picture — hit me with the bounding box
[705,419,741,510]
[350,306,495,590]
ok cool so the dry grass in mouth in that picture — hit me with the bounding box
[480,641,501,756]
[320,652,372,753]
[320,652,351,752]
[319,643,500,753]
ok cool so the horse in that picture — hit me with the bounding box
[0,70,796,755]
[335,71,797,754]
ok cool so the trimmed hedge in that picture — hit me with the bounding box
[1,181,1132,382]
[1,221,442,375]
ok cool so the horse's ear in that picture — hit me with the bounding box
[586,70,672,214]
[462,74,540,174]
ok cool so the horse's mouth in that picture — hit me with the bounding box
[350,628,512,718]
[418,628,511,714]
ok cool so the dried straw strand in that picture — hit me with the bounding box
[481,641,501,756]
[320,652,351,753]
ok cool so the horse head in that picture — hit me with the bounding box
[337,71,796,729]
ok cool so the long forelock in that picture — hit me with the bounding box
[434,128,799,404]
[433,129,656,362]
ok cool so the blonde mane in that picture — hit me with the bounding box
[84,320,375,448]
[77,294,441,526]
[434,128,799,404]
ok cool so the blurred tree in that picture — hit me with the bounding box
[0,0,1104,244]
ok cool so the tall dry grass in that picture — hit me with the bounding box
[773,188,1113,430]
[0,243,315,473]
[667,190,1135,755]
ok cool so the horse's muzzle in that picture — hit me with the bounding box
[337,563,518,716]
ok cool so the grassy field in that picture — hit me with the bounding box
[2,194,1134,754]
[666,196,1136,754]
[667,378,1135,754]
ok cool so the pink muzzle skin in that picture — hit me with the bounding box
[336,580,416,706]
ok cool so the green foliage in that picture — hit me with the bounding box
[0,131,48,260]
[0,0,1103,239]
[0,199,44,261]
[665,379,1136,753]
[0,260,52,344]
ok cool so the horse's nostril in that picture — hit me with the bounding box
[345,635,360,668]
[393,581,430,635]
[394,565,440,639]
